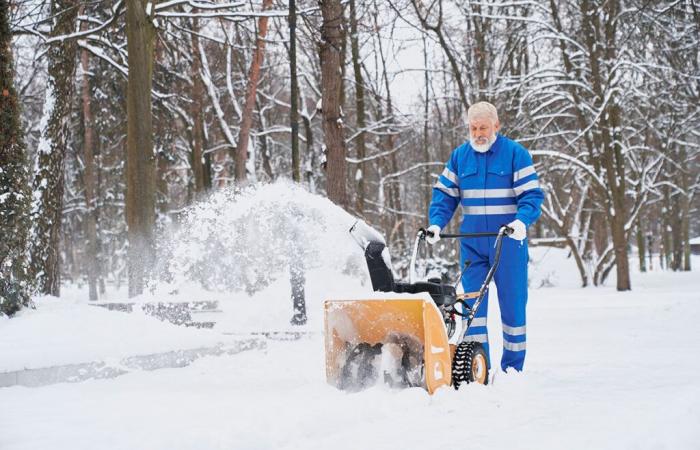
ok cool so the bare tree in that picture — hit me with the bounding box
[235,0,273,182]
[289,0,301,182]
[80,22,100,300]
[125,0,157,297]
[189,18,206,198]
[1,0,31,315]
[319,0,348,208]
[28,0,79,296]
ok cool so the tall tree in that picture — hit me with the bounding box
[319,0,348,208]
[235,0,273,182]
[125,0,157,297]
[28,0,79,296]
[189,18,206,199]
[289,0,301,182]
[80,32,100,300]
[349,0,367,214]
[0,0,32,316]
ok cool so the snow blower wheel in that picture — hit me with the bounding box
[338,343,382,391]
[452,341,488,389]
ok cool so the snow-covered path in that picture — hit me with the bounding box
[2,265,699,450]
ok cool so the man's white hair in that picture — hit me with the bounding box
[467,101,499,124]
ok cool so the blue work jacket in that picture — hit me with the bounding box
[429,134,544,233]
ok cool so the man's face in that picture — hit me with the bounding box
[469,116,500,152]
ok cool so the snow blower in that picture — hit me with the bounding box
[324,221,513,393]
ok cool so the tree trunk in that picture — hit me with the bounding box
[662,185,672,270]
[235,0,273,183]
[682,192,691,271]
[671,190,683,271]
[287,3,306,321]
[0,0,32,315]
[29,0,79,296]
[256,100,274,180]
[422,33,432,222]
[319,0,348,208]
[636,216,646,273]
[80,41,99,300]
[190,18,206,198]
[289,0,301,182]
[302,114,314,186]
[349,0,366,215]
[125,0,157,297]
[581,0,630,290]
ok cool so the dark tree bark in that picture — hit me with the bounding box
[582,0,630,290]
[349,0,367,215]
[289,0,301,182]
[319,0,348,208]
[256,99,274,180]
[636,216,646,273]
[0,0,32,316]
[235,0,273,182]
[125,0,157,297]
[549,0,631,290]
[422,33,432,221]
[29,0,79,296]
[302,114,314,185]
[190,18,206,198]
[80,37,100,300]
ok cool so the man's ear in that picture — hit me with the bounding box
[494,120,501,132]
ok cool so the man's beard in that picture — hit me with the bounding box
[470,133,497,153]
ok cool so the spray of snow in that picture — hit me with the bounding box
[153,180,369,296]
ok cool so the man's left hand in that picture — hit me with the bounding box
[506,219,527,241]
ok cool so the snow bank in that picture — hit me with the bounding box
[0,289,230,372]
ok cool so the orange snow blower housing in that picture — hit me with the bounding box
[324,221,512,394]
[325,297,452,394]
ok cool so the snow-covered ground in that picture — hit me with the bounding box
[2,265,699,450]
[2,184,699,449]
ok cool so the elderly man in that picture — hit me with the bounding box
[426,101,544,373]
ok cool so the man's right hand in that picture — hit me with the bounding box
[426,225,441,244]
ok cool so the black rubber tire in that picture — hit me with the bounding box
[339,343,382,391]
[452,341,489,390]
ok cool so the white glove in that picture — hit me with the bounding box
[507,219,527,241]
[426,225,441,245]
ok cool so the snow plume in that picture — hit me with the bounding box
[154,180,367,294]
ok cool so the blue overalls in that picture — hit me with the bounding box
[429,134,544,371]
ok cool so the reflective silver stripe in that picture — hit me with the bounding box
[502,324,526,335]
[435,181,459,198]
[441,168,458,185]
[462,205,517,215]
[503,341,526,352]
[464,333,488,343]
[513,179,540,196]
[469,317,487,327]
[461,188,515,199]
[513,165,536,182]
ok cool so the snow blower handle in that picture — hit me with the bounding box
[418,225,514,240]
[411,225,513,283]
